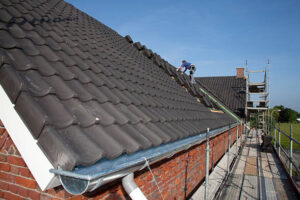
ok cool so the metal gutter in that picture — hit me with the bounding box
[198,87,241,122]
[50,122,239,195]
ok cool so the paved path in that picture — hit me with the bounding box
[220,129,298,200]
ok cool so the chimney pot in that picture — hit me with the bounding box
[236,67,244,78]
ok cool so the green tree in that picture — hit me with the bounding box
[274,105,284,110]
[279,108,298,122]
[270,107,281,122]
[271,105,284,122]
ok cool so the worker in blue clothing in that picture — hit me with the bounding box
[177,60,196,84]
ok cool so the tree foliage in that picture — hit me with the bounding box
[272,105,298,122]
[279,108,298,122]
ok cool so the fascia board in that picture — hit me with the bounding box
[0,86,59,190]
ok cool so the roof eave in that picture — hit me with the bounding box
[50,122,240,195]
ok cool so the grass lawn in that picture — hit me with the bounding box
[272,123,300,151]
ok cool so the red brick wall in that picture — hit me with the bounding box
[0,120,242,200]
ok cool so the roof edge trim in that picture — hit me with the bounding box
[50,122,240,195]
[0,86,58,190]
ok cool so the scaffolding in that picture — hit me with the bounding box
[245,60,270,132]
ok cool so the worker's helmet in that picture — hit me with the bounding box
[182,60,186,63]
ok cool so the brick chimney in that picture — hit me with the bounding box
[236,67,244,78]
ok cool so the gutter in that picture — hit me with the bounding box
[50,122,240,195]
[198,87,241,122]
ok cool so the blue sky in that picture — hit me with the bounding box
[66,0,300,112]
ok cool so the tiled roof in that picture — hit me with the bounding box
[196,76,246,118]
[0,0,234,171]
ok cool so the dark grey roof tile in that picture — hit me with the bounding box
[26,30,46,45]
[112,88,132,105]
[45,75,76,100]
[0,8,13,23]
[55,126,104,167]
[111,68,123,79]
[101,102,129,125]
[62,99,98,127]
[56,51,76,66]
[36,95,76,128]
[1,0,12,6]
[109,76,127,90]
[98,64,113,76]
[99,86,120,104]
[17,38,40,56]
[83,125,124,159]
[156,122,180,141]
[138,106,159,122]
[73,47,88,59]
[6,6,22,18]
[124,35,133,43]
[135,123,162,146]
[169,121,189,138]
[45,37,61,51]
[6,48,36,71]
[64,37,77,48]
[0,65,25,103]
[0,30,17,48]
[8,24,26,39]
[38,127,79,170]
[69,66,91,83]
[60,43,75,56]
[98,72,116,88]
[49,30,64,43]
[104,125,141,154]
[65,80,94,101]
[22,70,54,96]
[29,55,56,76]
[83,101,116,126]
[14,3,28,14]
[116,104,141,124]
[35,25,49,37]
[15,92,48,138]
[146,123,171,143]
[0,21,6,29]
[20,1,33,11]
[71,56,89,70]
[122,90,142,106]
[37,45,60,61]
[85,60,102,74]
[128,105,151,123]
[51,61,76,80]
[84,70,104,86]
[85,84,108,103]
[18,18,35,31]
[132,92,149,106]
[121,124,152,150]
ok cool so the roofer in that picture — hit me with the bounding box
[177,60,196,84]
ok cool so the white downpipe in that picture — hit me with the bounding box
[122,173,147,200]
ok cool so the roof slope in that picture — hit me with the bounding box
[0,0,234,170]
[196,76,246,118]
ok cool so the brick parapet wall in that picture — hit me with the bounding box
[0,120,242,200]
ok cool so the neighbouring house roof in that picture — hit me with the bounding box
[0,0,234,172]
[196,76,246,118]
